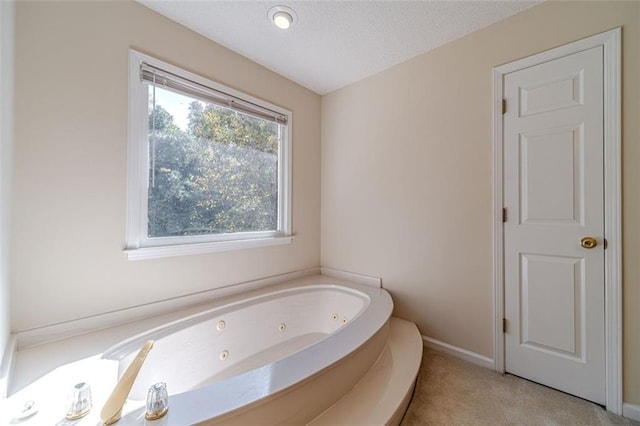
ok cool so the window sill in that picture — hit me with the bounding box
[124,235,293,261]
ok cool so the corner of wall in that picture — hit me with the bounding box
[320,266,381,288]
[0,334,16,398]
[0,0,15,364]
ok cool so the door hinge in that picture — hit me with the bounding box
[503,318,507,334]
[502,207,507,223]
[604,238,608,249]
[502,99,506,114]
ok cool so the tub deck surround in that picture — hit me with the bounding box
[1,355,121,425]
[309,317,423,426]
[1,275,403,425]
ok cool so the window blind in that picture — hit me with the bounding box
[140,63,288,125]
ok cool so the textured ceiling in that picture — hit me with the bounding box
[139,1,540,95]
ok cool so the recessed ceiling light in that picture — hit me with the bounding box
[273,12,293,29]
[268,6,297,30]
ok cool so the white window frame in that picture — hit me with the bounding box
[125,50,292,260]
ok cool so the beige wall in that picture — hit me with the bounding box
[321,1,639,404]
[11,2,321,330]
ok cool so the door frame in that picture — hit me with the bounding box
[492,28,621,414]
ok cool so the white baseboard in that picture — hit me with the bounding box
[16,267,320,350]
[623,403,640,422]
[422,335,494,370]
[0,334,16,399]
[320,267,381,288]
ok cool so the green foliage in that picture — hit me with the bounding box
[188,102,278,155]
[147,96,279,238]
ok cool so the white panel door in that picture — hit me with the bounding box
[503,46,604,404]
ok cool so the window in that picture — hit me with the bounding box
[125,51,292,260]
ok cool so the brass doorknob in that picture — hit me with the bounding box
[580,237,598,249]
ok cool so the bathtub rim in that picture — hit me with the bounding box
[196,319,392,425]
[101,283,373,362]
[112,279,393,424]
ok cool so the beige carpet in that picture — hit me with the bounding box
[401,349,638,426]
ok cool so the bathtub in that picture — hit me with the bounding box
[102,279,393,424]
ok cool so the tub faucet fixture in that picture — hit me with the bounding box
[101,340,154,425]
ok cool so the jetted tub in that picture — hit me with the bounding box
[102,279,393,424]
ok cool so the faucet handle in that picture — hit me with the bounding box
[101,340,154,425]
[66,382,92,420]
[145,382,169,420]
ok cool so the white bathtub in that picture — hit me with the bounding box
[103,280,393,424]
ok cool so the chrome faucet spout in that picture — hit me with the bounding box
[101,340,154,425]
